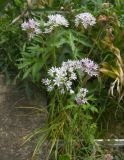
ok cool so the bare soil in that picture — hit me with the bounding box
[0,75,47,160]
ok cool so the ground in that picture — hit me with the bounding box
[0,75,47,160]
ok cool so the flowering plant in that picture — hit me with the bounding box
[2,0,124,159]
[32,58,98,159]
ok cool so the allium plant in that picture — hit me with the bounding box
[75,12,96,29]
[20,8,99,160]
[20,11,99,159]
[40,58,99,159]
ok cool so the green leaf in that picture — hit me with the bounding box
[65,104,77,110]
[59,155,70,160]
[23,68,32,79]
[14,0,22,7]
[18,61,33,69]
[75,38,93,48]
[90,106,98,113]
[32,62,41,80]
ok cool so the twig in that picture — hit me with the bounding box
[10,0,33,25]
[10,8,28,25]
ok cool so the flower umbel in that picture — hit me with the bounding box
[44,14,69,33]
[21,19,41,39]
[81,58,99,76]
[75,88,88,105]
[75,12,96,29]
[42,59,99,94]
[45,14,69,27]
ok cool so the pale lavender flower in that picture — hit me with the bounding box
[21,19,41,39]
[66,81,72,91]
[81,58,99,76]
[48,67,58,77]
[70,72,77,80]
[75,12,96,29]
[28,19,40,28]
[21,19,40,30]
[42,78,51,85]
[43,27,54,33]
[75,88,88,105]
[21,22,29,30]
[53,76,63,87]
[47,85,54,92]
[70,89,74,94]
[35,28,41,34]
[62,60,82,72]
[60,88,65,94]
[42,79,53,92]
[44,14,69,33]
[79,88,88,97]
[45,14,69,27]
[42,58,98,94]
[76,98,88,105]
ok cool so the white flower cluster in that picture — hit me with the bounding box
[42,58,98,94]
[44,14,69,33]
[21,19,41,39]
[75,12,96,29]
[21,12,96,36]
[75,88,88,105]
